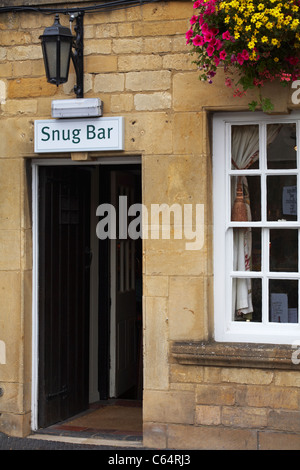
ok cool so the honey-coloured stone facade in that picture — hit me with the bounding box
[0,0,300,449]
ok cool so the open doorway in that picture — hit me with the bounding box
[36,162,142,434]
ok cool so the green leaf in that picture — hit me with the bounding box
[261,97,274,113]
[248,101,258,112]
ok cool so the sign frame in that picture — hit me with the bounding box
[34,116,124,153]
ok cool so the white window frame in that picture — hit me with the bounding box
[213,111,300,345]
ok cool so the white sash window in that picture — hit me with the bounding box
[213,112,300,345]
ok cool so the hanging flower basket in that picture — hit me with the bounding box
[186,0,300,112]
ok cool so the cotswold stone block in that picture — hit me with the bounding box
[8,77,55,98]
[7,45,42,61]
[167,424,257,450]
[144,297,169,390]
[268,409,300,432]
[133,20,188,37]
[259,432,300,450]
[125,71,171,92]
[169,276,206,341]
[112,38,143,54]
[196,384,236,406]
[110,93,133,112]
[143,390,194,424]
[195,405,221,426]
[144,275,168,297]
[0,159,21,229]
[243,386,299,410]
[0,30,31,46]
[0,231,21,270]
[222,406,268,428]
[118,54,162,72]
[94,73,124,93]
[85,55,118,73]
[134,92,171,111]
[221,368,273,385]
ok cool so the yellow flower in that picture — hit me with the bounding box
[274,57,279,62]
[266,22,273,29]
[271,38,278,45]
[261,36,268,43]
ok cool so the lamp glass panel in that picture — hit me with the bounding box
[60,39,72,81]
[44,41,58,80]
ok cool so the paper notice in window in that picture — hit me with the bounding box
[288,308,298,323]
[282,186,297,216]
[270,293,288,323]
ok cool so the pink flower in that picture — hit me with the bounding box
[215,39,223,50]
[222,31,231,41]
[287,56,299,66]
[190,15,198,25]
[220,50,227,60]
[201,22,209,33]
[204,31,213,42]
[193,0,202,8]
[206,44,215,57]
[214,56,220,66]
[241,49,249,61]
[185,29,194,44]
[236,53,244,65]
[192,34,205,47]
[225,77,232,88]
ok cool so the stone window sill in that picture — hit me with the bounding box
[171,341,300,370]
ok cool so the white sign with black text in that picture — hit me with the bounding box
[34,116,124,153]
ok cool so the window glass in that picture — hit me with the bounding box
[233,228,261,271]
[231,176,261,222]
[269,229,298,272]
[231,125,259,170]
[267,124,297,169]
[233,277,262,322]
[269,279,298,323]
[267,175,297,221]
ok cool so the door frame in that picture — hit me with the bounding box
[31,156,141,431]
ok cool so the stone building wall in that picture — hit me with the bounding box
[0,0,300,449]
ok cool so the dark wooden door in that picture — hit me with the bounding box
[38,166,91,428]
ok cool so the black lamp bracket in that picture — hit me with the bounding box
[69,11,84,98]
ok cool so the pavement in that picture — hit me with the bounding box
[0,431,145,451]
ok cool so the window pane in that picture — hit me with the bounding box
[231,176,261,221]
[233,228,261,271]
[267,175,297,221]
[233,277,262,322]
[269,279,298,323]
[270,229,298,272]
[231,125,259,170]
[267,123,297,169]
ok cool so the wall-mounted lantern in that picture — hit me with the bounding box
[40,12,84,98]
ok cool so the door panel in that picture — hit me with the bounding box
[110,171,139,397]
[38,166,91,428]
